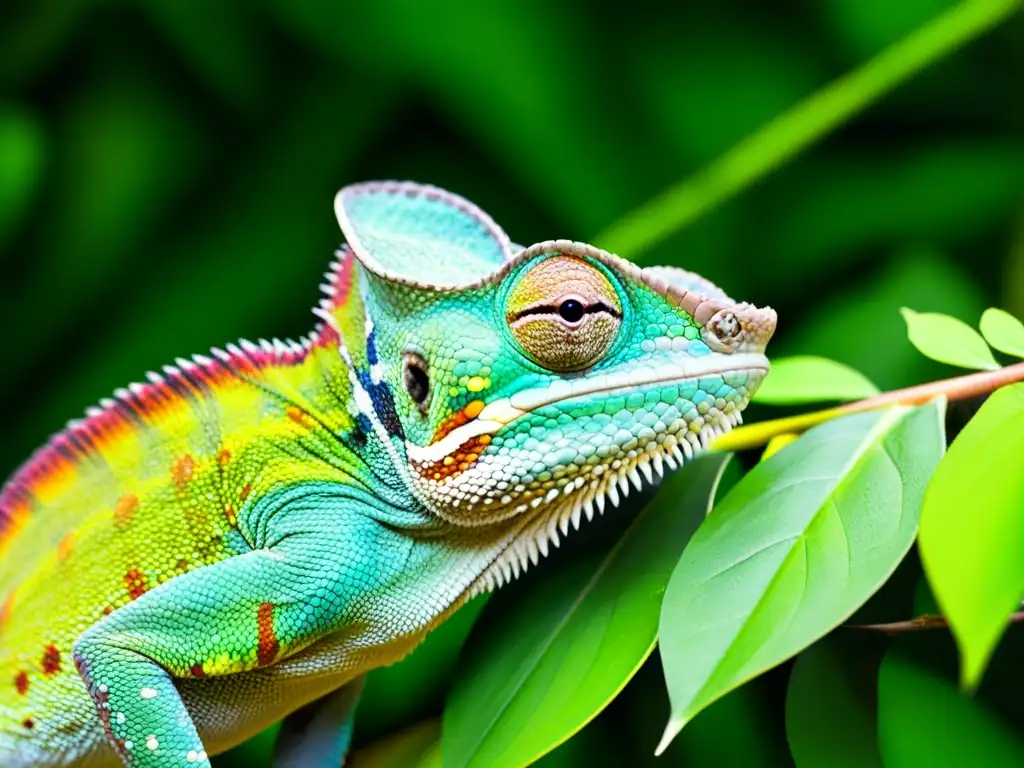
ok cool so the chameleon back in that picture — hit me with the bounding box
[0,339,358,763]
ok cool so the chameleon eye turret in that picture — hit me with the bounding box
[505,254,623,371]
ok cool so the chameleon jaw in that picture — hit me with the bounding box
[462,389,748,597]
[405,351,769,467]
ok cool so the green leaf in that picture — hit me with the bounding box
[900,307,1000,370]
[442,454,730,768]
[753,355,880,405]
[657,400,946,753]
[980,308,1024,359]
[785,634,887,768]
[917,382,1024,688]
[877,647,1024,766]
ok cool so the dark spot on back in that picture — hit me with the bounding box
[41,645,61,676]
[124,569,148,601]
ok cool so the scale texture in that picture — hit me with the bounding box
[0,181,776,767]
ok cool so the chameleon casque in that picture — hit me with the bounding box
[0,181,776,767]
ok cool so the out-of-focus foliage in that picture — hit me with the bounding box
[2,0,1023,766]
[753,355,881,404]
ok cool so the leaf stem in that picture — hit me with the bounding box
[846,611,1024,635]
[715,361,1024,452]
[597,0,1023,256]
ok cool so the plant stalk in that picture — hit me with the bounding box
[715,361,1024,452]
[597,0,1023,257]
[846,611,1024,635]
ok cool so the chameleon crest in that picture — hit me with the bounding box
[0,181,775,767]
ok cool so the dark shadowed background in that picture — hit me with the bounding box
[2,1,1022,765]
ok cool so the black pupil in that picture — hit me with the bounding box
[559,299,585,323]
[405,362,429,405]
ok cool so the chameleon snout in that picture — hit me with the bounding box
[702,303,777,355]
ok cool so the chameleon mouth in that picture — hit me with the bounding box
[463,363,765,595]
[406,352,769,466]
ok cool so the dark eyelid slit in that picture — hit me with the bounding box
[512,301,622,321]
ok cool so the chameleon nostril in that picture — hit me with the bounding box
[710,312,741,341]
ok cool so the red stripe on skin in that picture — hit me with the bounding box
[256,602,279,667]
[329,249,356,310]
[14,671,28,695]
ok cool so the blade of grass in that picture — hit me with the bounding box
[596,0,1021,257]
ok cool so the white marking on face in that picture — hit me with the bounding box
[140,687,158,699]
[146,735,159,750]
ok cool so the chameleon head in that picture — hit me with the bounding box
[332,182,775,568]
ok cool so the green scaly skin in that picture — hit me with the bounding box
[0,181,776,767]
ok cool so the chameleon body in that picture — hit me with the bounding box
[0,182,776,767]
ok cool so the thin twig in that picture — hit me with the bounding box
[846,610,1024,635]
[837,360,1024,414]
[715,361,1024,452]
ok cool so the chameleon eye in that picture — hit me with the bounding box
[403,352,430,411]
[506,255,623,371]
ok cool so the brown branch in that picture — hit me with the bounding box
[846,610,1024,635]
[837,360,1024,414]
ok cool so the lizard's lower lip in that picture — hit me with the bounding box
[407,353,769,465]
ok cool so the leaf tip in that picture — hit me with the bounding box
[654,717,685,756]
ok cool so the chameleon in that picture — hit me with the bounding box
[0,181,776,767]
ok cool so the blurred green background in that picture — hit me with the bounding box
[1,1,1022,765]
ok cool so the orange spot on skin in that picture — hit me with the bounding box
[217,449,231,466]
[286,406,316,430]
[416,435,492,481]
[22,718,34,729]
[432,400,487,443]
[0,591,15,633]
[57,533,74,562]
[171,455,196,489]
[240,483,252,501]
[124,569,148,601]
[176,559,189,572]
[14,671,28,695]
[41,645,61,676]
[190,663,206,678]
[114,494,139,526]
[224,506,237,526]
[256,602,279,667]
